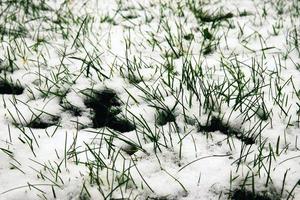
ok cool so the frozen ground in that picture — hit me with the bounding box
[0,0,300,199]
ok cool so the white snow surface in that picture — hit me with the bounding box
[0,0,300,199]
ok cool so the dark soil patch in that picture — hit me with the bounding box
[188,4,234,24]
[67,106,82,117]
[121,143,139,155]
[0,80,24,95]
[183,33,194,41]
[61,101,82,117]
[199,12,234,23]
[26,116,60,129]
[202,28,213,40]
[239,10,251,17]
[84,89,135,133]
[198,116,255,145]
[231,189,273,200]
[107,117,136,133]
[256,106,269,121]
[156,110,176,126]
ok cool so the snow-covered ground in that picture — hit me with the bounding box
[0,0,300,199]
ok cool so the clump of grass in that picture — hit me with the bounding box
[198,116,255,145]
[0,79,24,95]
[0,59,16,74]
[83,88,135,132]
[100,15,117,25]
[0,25,28,39]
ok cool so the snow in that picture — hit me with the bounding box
[1,0,300,199]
